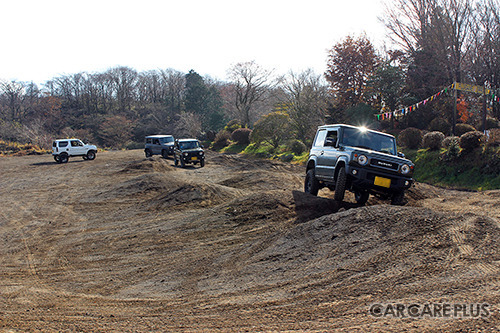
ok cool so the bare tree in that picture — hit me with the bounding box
[281,69,329,143]
[227,61,274,127]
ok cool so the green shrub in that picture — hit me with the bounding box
[288,139,307,155]
[422,131,445,150]
[459,131,485,151]
[442,136,459,148]
[428,117,450,135]
[486,117,499,130]
[398,127,423,149]
[455,123,476,137]
[231,128,252,145]
[212,130,231,150]
[224,119,242,133]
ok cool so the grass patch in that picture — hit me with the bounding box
[402,147,500,190]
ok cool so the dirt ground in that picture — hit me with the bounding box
[0,150,498,332]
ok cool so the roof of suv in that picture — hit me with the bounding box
[145,135,173,138]
[318,124,395,138]
[177,138,198,142]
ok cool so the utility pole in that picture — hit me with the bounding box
[453,83,457,136]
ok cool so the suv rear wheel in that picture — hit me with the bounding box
[355,190,369,205]
[59,154,69,163]
[145,149,152,158]
[162,150,169,159]
[304,169,320,196]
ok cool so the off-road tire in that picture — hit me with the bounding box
[304,169,320,196]
[145,149,152,158]
[355,190,369,205]
[180,158,185,168]
[333,167,346,202]
[59,154,69,164]
[161,150,168,159]
[200,159,205,167]
[54,155,61,163]
[391,191,405,205]
[86,150,96,160]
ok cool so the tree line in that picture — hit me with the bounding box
[1,0,499,150]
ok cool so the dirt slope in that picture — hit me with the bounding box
[0,150,498,332]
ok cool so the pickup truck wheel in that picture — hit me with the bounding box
[333,167,346,202]
[391,191,405,205]
[162,150,169,159]
[355,190,369,205]
[59,154,69,163]
[54,155,61,163]
[86,151,96,160]
[304,169,320,196]
[145,149,152,158]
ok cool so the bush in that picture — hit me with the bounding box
[442,136,460,148]
[428,117,450,135]
[212,130,231,150]
[422,131,445,150]
[459,131,485,151]
[224,119,242,133]
[455,123,476,137]
[231,128,252,145]
[486,117,499,130]
[486,128,500,147]
[288,139,307,155]
[398,127,423,149]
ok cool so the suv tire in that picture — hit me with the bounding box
[180,158,185,168]
[333,166,346,202]
[304,169,320,196]
[355,190,369,205]
[86,150,96,160]
[54,155,61,163]
[200,159,205,167]
[145,149,152,158]
[59,154,69,164]
[161,150,169,159]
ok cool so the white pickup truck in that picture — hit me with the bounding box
[52,139,97,163]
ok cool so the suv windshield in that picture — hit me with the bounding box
[342,127,396,155]
[179,141,199,150]
[160,137,174,144]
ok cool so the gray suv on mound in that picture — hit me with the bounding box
[144,135,175,158]
[304,124,414,205]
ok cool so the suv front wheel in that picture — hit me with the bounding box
[86,150,96,160]
[304,169,320,196]
[333,167,347,202]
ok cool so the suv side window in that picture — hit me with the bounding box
[313,130,327,147]
[153,139,160,145]
[146,138,152,144]
[59,141,68,147]
[325,130,338,147]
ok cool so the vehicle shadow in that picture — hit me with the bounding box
[292,190,359,223]
[31,159,87,166]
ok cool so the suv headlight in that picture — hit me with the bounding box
[183,152,188,156]
[199,151,204,155]
[357,154,368,166]
[401,164,411,175]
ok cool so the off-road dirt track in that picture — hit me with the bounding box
[0,150,498,332]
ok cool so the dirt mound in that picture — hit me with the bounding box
[200,205,499,303]
[118,157,176,174]
[219,170,302,191]
[151,183,244,211]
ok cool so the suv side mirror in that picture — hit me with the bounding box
[397,152,405,158]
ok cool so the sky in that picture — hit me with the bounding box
[1,0,389,85]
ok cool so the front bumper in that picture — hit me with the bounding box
[346,165,413,193]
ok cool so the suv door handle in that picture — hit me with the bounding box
[320,151,324,155]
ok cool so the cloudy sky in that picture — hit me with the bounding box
[1,0,388,84]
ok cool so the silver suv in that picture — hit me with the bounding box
[144,135,175,158]
[52,139,97,163]
[305,124,414,205]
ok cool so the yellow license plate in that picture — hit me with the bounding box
[191,157,198,161]
[374,176,391,188]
